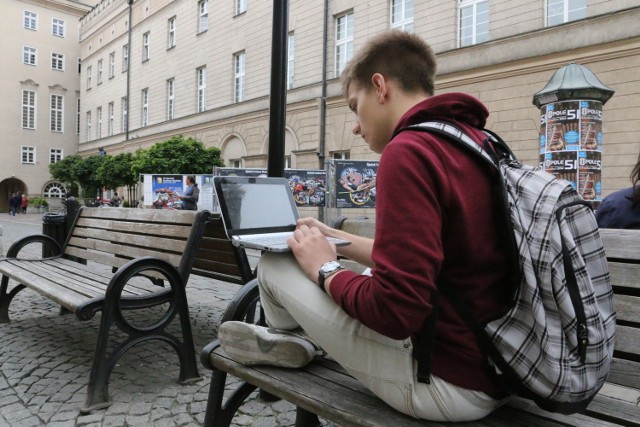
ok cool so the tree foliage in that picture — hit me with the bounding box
[131,135,223,176]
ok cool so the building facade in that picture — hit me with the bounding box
[0,0,98,212]
[13,0,640,211]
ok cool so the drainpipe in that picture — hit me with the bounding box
[125,0,133,141]
[318,0,329,223]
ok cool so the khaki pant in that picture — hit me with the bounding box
[258,252,506,422]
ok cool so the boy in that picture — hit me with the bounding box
[219,30,510,421]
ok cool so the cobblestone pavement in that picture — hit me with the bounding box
[0,213,319,427]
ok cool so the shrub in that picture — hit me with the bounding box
[28,197,49,207]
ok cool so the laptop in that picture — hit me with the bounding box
[214,176,351,252]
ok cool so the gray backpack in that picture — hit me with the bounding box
[407,121,616,414]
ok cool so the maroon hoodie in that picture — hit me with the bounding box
[329,93,510,393]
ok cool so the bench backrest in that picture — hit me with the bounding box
[191,213,255,285]
[63,207,210,281]
[335,218,640,389]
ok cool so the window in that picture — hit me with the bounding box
[546,0,586,26]
[141,89,149,126]
[287,32,295,89]
[331,150,350,160]
[108,102,114,136]
[97,59,103,84]
[23,47,37,65]
[24,11,37,30]
[51,52,64,71]
[52,18,65,37]
[122,44,129,71]
[335,12,354,77]
[86,65,92,89]
[121,97,128,132]
[109,52,115,78]
[76,99,80,134]
[167,17,176,48]
[21,146,36,164]
[22,90,36,129]
[459,0,489,47]
[167,79,175,119]
[44,182,67,198]
[49,149,63,164]
[86,111,91,141]
[391,0,413,31]
[78,57,81,73]
[142,32,150,61]
[231,159,241,168]
[236,0,247,15]
[50,94,63,132]
[234,52,245,103]
[197,68,206,112]
[96,107,102,138]
[198,0,208,32]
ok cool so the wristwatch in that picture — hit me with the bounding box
[318,261,344,293]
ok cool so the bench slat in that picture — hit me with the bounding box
[608,262,640,291]
[614,294,640,325]
[607,358,640,390]
[80,207,196,224]
[614,325,640,355]
[67,236,183,267]
[69,227,188,255]
[600,229,640,260]
[75,217,192,238]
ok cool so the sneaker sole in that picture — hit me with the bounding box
[218,322,315,369]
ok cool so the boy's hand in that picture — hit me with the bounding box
[288,224,337,283]
[297,217,332,236]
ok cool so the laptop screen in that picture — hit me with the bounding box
[215,176,299,234]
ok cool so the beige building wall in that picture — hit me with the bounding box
[78,1,640,200]
[0,0,97,212]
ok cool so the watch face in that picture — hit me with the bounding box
[321,261,342,277]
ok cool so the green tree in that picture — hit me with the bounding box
[76,155,108,199]
[49,155,84,192]
[131,135,223,176]
[97,153,138,204]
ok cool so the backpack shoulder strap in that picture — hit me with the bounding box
[399,120,515,169]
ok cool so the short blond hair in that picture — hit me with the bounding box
[341,30,437,98]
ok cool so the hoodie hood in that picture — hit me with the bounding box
[395,92,489,132]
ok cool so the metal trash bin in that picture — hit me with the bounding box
[42,212,67,257]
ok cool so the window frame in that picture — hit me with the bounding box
[22,90,37,130]
[21,146,36,165]
[96,106,102,139]
[197,67,207,112]
[142,32,150,61]
[86,111,92,141]
[167,16,177,48]
[97,59,103,84]
[335,12,354,78]
[390,0,414,32]
[198,0,209,33]
[458,0,490,47]
[76,98,81,135]
[24,11,37,31]
[121,97,128,133]
[122,44,129,71]
[23,46,37,66]
[86,65,92,89]
[51,52,64,71]
[108,102,114,136]
[167,78,175,119]
[49,148,63,164]
[109,52,115,78]
[50,94,64,133]
[52,18,65,37]
[545,0,587,27]
[236,0,247,15]
[287,32,295,89]
[234,52,245,103]
[141,89,149,127]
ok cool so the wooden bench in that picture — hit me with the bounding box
[200,221,640,427]
[0,207,211,413]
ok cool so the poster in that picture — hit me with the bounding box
[539,100,603,202]
[151,174,184,209]
[333,160,379,209]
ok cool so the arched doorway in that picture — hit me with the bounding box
[0,177,27,213]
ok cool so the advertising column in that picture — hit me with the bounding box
[539,100,603,202]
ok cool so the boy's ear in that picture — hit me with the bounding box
[371,73,388,102]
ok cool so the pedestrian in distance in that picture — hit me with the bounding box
[596,148,640,229]
[179,175,199,211]
[21,194,29,214]
[8,193,19,216]
[218,30,511,422]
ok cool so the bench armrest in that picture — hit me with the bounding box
[4,234,62,259]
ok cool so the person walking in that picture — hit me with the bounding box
[21,194,29,214]
[179,175,199,211]
[9,193,20,216]
[218,30,511,422]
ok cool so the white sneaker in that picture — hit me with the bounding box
[218,321,321,368]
